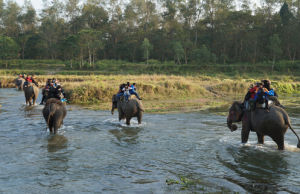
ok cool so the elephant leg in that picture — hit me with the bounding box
[33,96,36,105]
[137,112,142,124]
[256,133,264,144]
[49,122,53,133]
[272,135,284,150]
[241,115,251,143]
[241,127,250,143]
[54,125,58,134]
[126,117,131,125]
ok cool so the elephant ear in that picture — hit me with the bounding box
[239,103,244,110]
[112,95,117,102]
[120,95,125,102]
[233,101,243,112]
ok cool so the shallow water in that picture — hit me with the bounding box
[1,88,300,193]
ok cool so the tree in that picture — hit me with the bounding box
[62,35,79,68]
[0,36,19,68]
[78,29,103,68]
[141,38,153,64]
[18,0,37,59]
[2,1,21,38]
[81,2,108,29]
[191,44,216,65]
[268,34,282,71]
[280,2,293,25]
[172,41,184,64]
[65,0,81,34]
[39,0,65,59]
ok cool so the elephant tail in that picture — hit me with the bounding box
[288,123,300,148]
[47,103,56,125]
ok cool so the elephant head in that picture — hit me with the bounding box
[111,95,118,115]
[227,101,244,132]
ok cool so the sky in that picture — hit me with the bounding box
[14,0,266,13]
[15,0,43,10]
[14,0,262,11]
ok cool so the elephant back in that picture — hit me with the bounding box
[251,105,290,133]
[24,83,37,93]
[128,98,144,112]
[43,98,67,131]
[43,98,67,120]
[24,83,34,94]
[15,78,21,86]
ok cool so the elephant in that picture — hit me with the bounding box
[111,95,144,125]
[23,82,39,106]
[15,78,25,90]
[227,101,300,150]
[43,98,67,134]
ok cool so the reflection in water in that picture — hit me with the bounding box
[22,105,42,118]
[109,127,142,144]
[39,135,70,188]
[220,146,289,193]
[47,135,68,153]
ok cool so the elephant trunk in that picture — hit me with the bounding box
[111,95,118,115]
[227,117,238,132]
[111,103,115,115]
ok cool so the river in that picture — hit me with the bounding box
[1,88,300,193]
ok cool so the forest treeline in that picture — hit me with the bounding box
[0,0,300,68]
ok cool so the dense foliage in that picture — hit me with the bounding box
[1,0,300,68]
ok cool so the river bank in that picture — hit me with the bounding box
[1,74,300,113]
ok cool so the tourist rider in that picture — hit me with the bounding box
[52,78,57,87]
[244,82,261,110]
[116,83,126,99]
[40,79,52,105]
[254,82,276,111]
[48,82,65,100]
[24,75,32,87]
[31,75,39,87]
[262,79,283,107]
[124,85,131,101]
[262,80,277,97]
[243,84,254,110]
[129,83,142,100]
[54,85,65,100]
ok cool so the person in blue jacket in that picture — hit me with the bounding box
[129,83,142,100]
[262,80,278,97]
[255,80,277,111]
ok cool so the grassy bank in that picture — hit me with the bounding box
[1,73,300,113]
[1,59,300,76]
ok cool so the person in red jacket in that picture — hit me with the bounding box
[26,75,32,83]
[243,82,261,110]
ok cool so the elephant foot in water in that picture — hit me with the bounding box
[271,135,284,150]
[257,133,264,144]
[126,118,131,125]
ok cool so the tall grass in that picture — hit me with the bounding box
[1,72,300,112]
